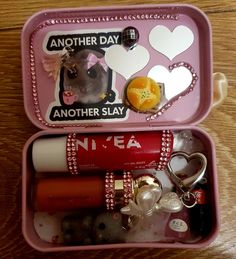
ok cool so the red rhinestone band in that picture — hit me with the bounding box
[66,133,79,175]
[157,130,173,171]
[123,171,133,205]
[105,171,115,211]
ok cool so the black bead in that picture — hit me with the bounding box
[122,26,139,48]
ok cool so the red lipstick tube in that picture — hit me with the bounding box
[32,130,173,174]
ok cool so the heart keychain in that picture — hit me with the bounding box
[165,152,207,208]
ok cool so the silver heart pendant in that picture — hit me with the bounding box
[165,152,207,192]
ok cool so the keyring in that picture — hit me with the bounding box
[165,151,207,208]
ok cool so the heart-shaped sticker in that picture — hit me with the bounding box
[166,152,207,191]
[146,62,198,121]
[149,25,194,60]
[148,65,193,101]
[105,45,150,80]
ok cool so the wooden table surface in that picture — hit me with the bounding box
[0,0,235,258]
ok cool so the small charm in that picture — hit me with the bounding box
[173,130,204,153]
[158,192,183,213]
[120,184,163,218]
[120,174,183,229]
[125,77,161,113]
[122,26,139,49]
[121,188,183,219]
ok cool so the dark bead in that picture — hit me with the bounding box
[61,214,94,245]
[122,26,139,48]
[93,212,126,244]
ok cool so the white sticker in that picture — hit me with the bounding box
[148,65,193,101]
[169,219,188,232]
[105,44,150,80]
[149,25,194,60]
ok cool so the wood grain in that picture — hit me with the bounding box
[0,0,236,258]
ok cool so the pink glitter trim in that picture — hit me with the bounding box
[66,133,79,175]
[29,12,178,128]
[123,171,133,205]
[43,13,178,26]
[146,62,198,121]
[105,171,115,211]
[156,130,173,170]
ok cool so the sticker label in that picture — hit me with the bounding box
[46,32,121,50]
[169,219,188,232]
[42,29,128,123]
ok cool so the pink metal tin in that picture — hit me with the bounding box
[21,4,219,252]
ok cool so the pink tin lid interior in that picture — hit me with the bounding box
[21,4,212,130]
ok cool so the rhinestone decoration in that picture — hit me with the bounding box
[105,171,115,211]
[66,133,79,175]
[146,62,198,121]
[123,171,133,205]
[105,171,134,211]
[29,12,178,128]
[156,130,173,170]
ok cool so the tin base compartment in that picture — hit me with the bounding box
[22,127,219,252]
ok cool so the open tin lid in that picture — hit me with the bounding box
[21,4,212,130]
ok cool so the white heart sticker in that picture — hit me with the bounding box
[148,65,193,100]
[149,25,194,60]
[105,45,150,79]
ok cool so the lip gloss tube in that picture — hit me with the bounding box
[34,176,105,212]
[34,171,134,212]
[189,181,211,238]
[32,130,173,174]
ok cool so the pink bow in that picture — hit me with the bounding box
[86,53,108,72]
